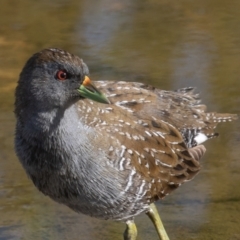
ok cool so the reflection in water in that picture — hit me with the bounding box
[76,1,132,56]
[0,0,240,239]
[172,39,212,91]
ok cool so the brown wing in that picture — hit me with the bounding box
[78,80,236,200]
[96,80,237,147]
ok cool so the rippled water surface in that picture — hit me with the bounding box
[0,0,240,239]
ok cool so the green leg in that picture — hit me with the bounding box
[146,203,170,240]
[123,220,137,240]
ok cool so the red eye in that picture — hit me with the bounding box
[56,70,68,81]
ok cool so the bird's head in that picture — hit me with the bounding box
[15,48,109,115]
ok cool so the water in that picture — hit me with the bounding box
[0,0,240,239]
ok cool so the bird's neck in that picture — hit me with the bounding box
[17,102,83,144]
[16,101,101,172]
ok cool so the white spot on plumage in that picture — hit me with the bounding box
[126,132,132,139]
[139,135,145,141]
[135,151,140,156]
[101,121,107,126]
[132,135,139,140]
[137,180,146,196]
[145,131,152,137]
[152,131,158,137]
[105,107,113,112]
[124,169,136,192]
[119,157,125,170]
[144,148,149,153]
[194,132,208,144]
[127,149,133,155]
[116,100,128,105]
[87,107,92,113]
[156,131,165,138]
[120,145,126,157]
[158,161,172,168]
[109,146,114,151]
[132,87,140,91]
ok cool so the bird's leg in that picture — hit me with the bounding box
[146,203,170,240]
[123,220,137,240]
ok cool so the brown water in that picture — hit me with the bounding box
[0,0,240,239]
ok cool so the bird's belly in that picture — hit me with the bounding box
[29,167,150,221]
[19,140,151,221]
[54,191,150,221]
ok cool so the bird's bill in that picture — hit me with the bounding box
[78,76,110,104]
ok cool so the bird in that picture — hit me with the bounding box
[14,48,238,240]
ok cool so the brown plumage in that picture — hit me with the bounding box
[79,80,237,200]
[14,48,238,240]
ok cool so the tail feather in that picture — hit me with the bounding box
[189,145,206,161]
